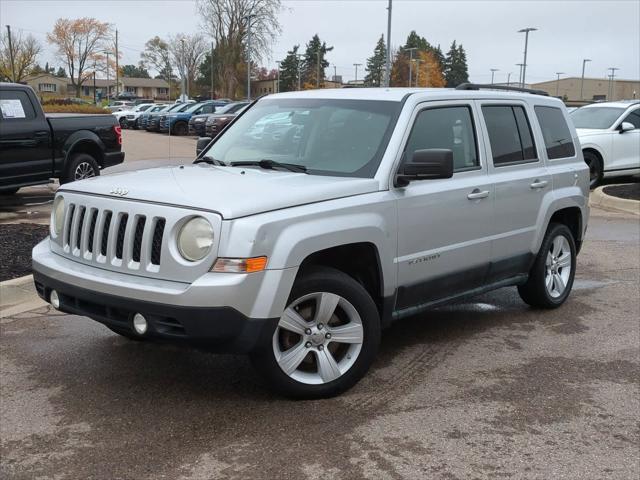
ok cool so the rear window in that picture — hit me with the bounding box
[0,90,36,120]
[482,105,537,166]
[535,106,576,159]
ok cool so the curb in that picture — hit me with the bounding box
[0,274,47,318]
[0,274,34,288]
[590,185,640,216]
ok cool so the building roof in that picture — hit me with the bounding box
[24,73,168,88]
[118,77,169,88]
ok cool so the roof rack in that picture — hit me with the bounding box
[455,83,549,96]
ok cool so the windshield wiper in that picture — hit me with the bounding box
[230,159,307,173]
[194,156,226,166]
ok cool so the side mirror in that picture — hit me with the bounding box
[396,149,454,187]
[619,122,635,133]
[196,137,212,156]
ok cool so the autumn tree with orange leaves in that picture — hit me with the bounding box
[391,49,444,88]
[47,18,111,97]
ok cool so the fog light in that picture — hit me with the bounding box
[133,313,148,335]
[50,290,60,309]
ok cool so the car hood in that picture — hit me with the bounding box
[61,164,380,219]
[575,128,609,137]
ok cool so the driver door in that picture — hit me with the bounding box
[612,107,640,171]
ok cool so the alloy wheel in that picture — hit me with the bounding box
[74,162,96,180]
[545,235,572,298]
[272,292,364,385]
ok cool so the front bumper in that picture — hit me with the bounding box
[32,240,297,352]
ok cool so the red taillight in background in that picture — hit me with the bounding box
[113,125,122,145]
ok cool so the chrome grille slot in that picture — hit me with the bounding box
[115,214,128,260]
[64,204,76,248]
[75,206,86,252]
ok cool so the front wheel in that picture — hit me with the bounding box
[583,150,603,189]
[172,121,188,136]
[61,153,100,184]
[251,267,381,399]
[518,223,576,309]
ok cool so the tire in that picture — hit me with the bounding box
[518,223,576,309]
[583,150,603,189]
[119,117,126,128]
[172,121,188,136]
[106,325,145,341]
[0,187,19,195]
[251,267,381,399]
[61,153,100,184]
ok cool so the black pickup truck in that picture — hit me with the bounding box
[0,83,124,194]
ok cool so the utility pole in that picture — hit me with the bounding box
[518,27,537,87]
[316,50,321,88]
[115,29,119,97]
[5,25,16,82]
[243,13,255,100]
[353,63,362,83]
[413,59,422,87]
[384,0,392,87]
[580,58,591,100]
[608,67,619,100]
[180,38,186,101]
[93,59,97,105]
[516,63,524,86]
[506,72,512,86]
[555,72,564,97]
[105,52,110,98]
[406,47,417,87]
[333,64,337,82]
[276,60,281,93]
[490,68,499,85]
[210,41,215,99]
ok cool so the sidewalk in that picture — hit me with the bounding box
[0,275,46,320]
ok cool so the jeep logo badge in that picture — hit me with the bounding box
[110,187,129,196]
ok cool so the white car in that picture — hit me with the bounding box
[124,103,168,129]
[112,103,156,128]
[571,101,640,187]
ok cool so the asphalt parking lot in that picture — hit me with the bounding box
[1,207,638,479]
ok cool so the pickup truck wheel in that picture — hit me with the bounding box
[518,223,576,309]
[172,121,188,136]
[583,151,603,189]
[119,117,126,128]
[251,267,381,399]
[62,153,100,184]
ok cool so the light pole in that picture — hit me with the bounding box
[243,14,255,100]
[490,68,499,85]
[555,72,564,97]
[5,25,16,82]
[353,63,362,83]
[506,72,512,86]
[516,63,524,86]
[333,64,337,82]
[384,0,392,87]
[608,67,619,100]
[406,47,417,87]
[580,58,591,100]
[276,60,281,93]
[103,51,111,99]
[180,38,187,101]
[518,27,537,87]
[413,59,422,87]
[296,54,304,91]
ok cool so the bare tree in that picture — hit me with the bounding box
[47,18,111,97]
[0,30,41,82]
[141,36,172,79]
[168,33,207,97]
[197,0,282,98]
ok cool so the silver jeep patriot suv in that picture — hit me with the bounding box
[32,85,589,398]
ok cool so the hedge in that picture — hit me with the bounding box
[42,104,110,114]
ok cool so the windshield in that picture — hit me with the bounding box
[570,107,624,129]
[202,99,400,177]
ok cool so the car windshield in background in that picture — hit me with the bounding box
[184,103,205,113]
[202,99,400,178]
[570,107,624,129]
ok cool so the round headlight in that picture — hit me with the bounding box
[53,196,65,235]
[177,217,214,262]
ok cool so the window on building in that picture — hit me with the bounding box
[482,105,538,166]
[534,106,576,159]
[593,95,606,101]
[404,106,479,172]
[38,83,57,92]
[125,86,136,93]
[157,88,168,95]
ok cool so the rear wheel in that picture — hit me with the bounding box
[118,117,126,128]
[518,223,576,309]
[172,121,188,136]
[251,267,381,399]
[583,150,603,189]
[61,153,100,184]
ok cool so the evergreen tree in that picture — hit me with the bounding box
[55,67,67,77]
[444,41,469,87]
[301,34,333,88]
[364,34,386,87]
[279,45,300,92]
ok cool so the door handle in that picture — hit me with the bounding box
[530,179,548,189]
[467,189,490,200]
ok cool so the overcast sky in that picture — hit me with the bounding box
[2,0,639,84]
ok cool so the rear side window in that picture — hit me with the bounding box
[404,106,479,172]
[482,105,537,166]
[0,90,36,120]
[534,106,576,159]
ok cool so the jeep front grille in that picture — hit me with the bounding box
[62,201,165,269]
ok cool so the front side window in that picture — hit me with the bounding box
[535,106,576,159]
[622,109,640,129]
[0,90,36,120]
[203,99,401,177]
[403,106,479,172]
[482,105,537,166]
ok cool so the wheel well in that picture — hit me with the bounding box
[549,207,583,252]
[68,141,104,167]
[298,243,383,313]
[582,147,603,164]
